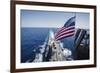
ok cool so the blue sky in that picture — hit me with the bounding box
[21,10,90,29]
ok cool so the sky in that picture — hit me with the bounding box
[21,10,90,29]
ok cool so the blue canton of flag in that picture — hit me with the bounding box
[55,16,75,40]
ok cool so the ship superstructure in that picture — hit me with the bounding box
[33,30,73,62]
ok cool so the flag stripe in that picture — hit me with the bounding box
[55,16,75,40]
[57,22,75,34]
[55,29,75,39]
[56,32,75,40]
[55,26,75,37]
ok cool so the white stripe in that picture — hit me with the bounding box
[55,26,74,37]
[57,26,74,34]
[56,32,75,40]
[55,29,75,39]
[55,27,65,35]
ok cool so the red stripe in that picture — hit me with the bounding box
[56,32,75,40]
[55,27,65,36]
[55,26,74,37]
[58,26,74,34]
[55,30,75,39]
[55,29,75,39]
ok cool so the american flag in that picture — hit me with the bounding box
[55,16,75,40]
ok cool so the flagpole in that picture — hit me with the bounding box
[75,12,76,30]
[75,12,76,22]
